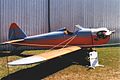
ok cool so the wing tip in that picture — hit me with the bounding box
[8,56,46,66]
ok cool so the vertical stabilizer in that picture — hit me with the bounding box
[9,23,27,40]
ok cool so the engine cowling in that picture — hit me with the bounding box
[96,31,107,39]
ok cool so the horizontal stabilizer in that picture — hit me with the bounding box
[2,39,24,44]
[8,46,81,66]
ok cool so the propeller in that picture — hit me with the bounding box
[105,30,115,35]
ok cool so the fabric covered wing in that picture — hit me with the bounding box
[8,46,81,66]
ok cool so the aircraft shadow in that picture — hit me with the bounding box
[0,51,32,57]
[1,50,89,80]
[0,53,33,57]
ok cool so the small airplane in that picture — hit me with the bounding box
[0,23,118,66]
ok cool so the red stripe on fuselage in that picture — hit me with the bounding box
[92,35,110,45]
[16,35,110,48]
[21,36,92,45]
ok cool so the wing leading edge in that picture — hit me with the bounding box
[8,46,81,66]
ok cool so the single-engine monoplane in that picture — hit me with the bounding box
[0,23,118,66]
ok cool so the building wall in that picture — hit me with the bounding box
[0,0,48,42]
[0,0,120,43]
[50,0,120,42]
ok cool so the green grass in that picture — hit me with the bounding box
[97,47,120,69]
[0,47,120,80]
[44,47,120,80]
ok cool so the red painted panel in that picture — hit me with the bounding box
[92,35,110,45]
[11,35,110,49]
[19,36,93,45]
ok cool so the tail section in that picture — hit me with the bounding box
[9,23,27,40]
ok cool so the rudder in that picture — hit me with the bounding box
[9,23,27,40]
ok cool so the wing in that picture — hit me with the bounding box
[80,43,120,47]
[8,46,81,66]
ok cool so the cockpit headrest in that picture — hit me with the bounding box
[57,27,67,31]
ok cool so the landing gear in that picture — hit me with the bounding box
[82,48,104,69]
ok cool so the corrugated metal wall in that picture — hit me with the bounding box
[50,0,120,42]
[0,0,48,42]
[0,0,120,43]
